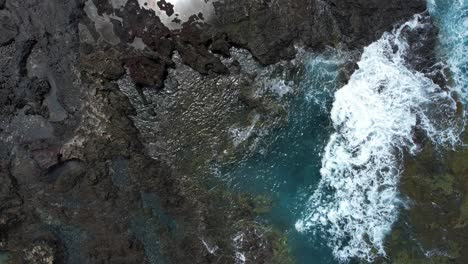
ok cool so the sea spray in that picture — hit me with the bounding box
[296,14,461,262]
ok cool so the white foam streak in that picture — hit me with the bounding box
[296,15,461,262]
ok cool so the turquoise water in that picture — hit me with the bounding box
[221,1,467,263]
[222,51,348,263]
[0,253,10,264]
[428,0,468,102]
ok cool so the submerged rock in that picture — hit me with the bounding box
[385,129,468,264]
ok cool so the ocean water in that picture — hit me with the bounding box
[428,0,468,102]
[221,0,467,263]
[222,50,347,263]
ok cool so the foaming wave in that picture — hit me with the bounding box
[296,15,462,262]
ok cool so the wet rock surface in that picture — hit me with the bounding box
[382,129,468,264]
[0,0,427,263]
[213,0,426,64]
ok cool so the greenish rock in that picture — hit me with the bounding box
[268,229,294,264]
[387,124,468,263]
[252,194,273,214]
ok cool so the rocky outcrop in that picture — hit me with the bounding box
[84,0,426,88]
[213,0,426,64]
[0,0,427,263]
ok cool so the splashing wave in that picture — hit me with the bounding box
[296,14,462,262]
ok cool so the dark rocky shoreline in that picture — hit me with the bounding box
[0,0,437,263]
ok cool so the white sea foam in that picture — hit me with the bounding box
[296,15,462,262]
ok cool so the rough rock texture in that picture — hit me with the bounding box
[384,133,468,264]
[0,0,426,263]
[213,0,426,64]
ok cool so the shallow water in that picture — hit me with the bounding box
[0,252,9,264]
[221,50,348,263]
[219,0,467,263]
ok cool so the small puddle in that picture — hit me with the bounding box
[137,0,216,29]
